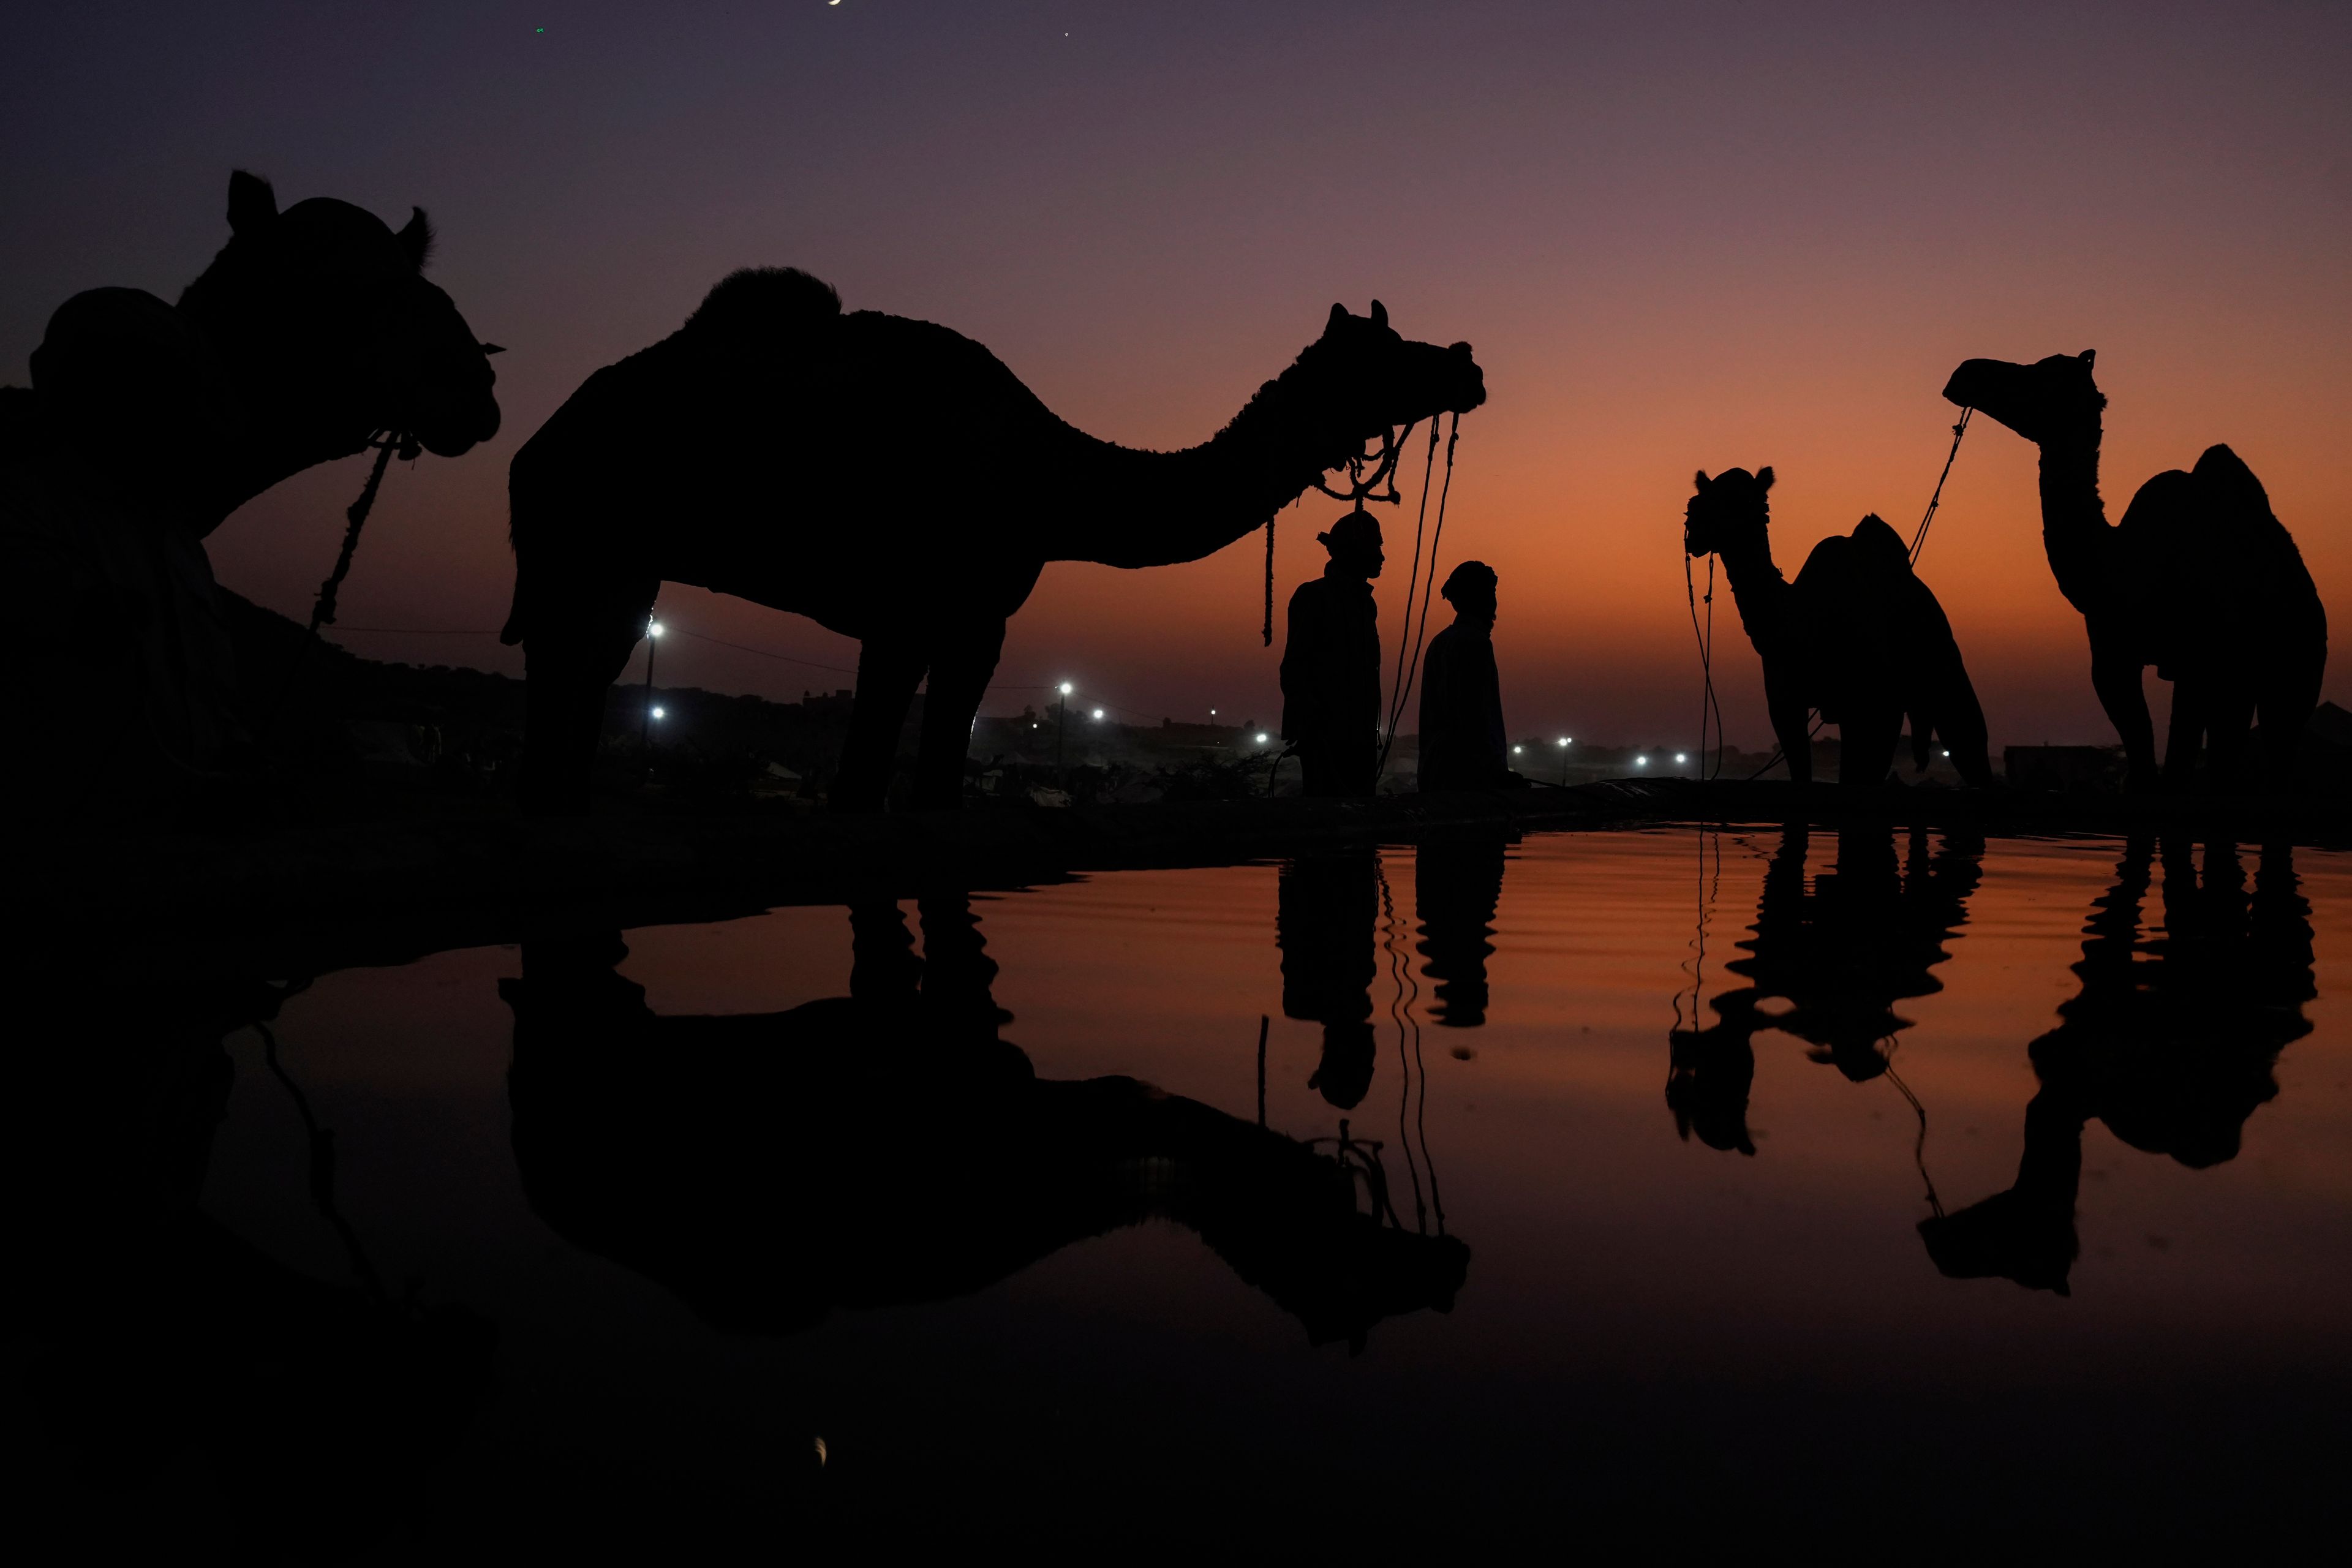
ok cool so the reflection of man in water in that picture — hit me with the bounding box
[1920,835,2314,1295]
[1415,561,1512,792]
[1280,511,1384,798]
[1414,834,1507,1027]
[1277,848,1379,1106]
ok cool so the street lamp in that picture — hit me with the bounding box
[1091,708,1104,721]
[1556,735,1572,785]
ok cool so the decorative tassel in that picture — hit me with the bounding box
[1262,514,1275,647]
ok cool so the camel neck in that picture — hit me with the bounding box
[1711,521,1790,642]
[2035,426,2108,609]
[173,290,373,535]
[1046,358,1365,569]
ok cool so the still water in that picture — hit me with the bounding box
[11,827,2351,1556]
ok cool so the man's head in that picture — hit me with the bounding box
[1318,510,1384,579]
[1441,560,1497,626]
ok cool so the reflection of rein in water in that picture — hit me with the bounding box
[6,961,494,1557]
[502,895,1471,1354]
[1921,836,2316,1295]
[1668,823,1986,1157]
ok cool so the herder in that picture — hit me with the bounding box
[1280,511,1384,797]
[1416,560,1512,791]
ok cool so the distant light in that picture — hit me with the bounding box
[1058,682,1074,696]
[1942,749,1951,758]
[650,706,665,720]
[1675,753,1687,764]
[1635,755,1646,766]
[1091,707,1104,720]
[647,621,664,638]
[1210,709,1218,716]
[1256,733,1270,744]
[1512,745,1523,755]
[1556,737,1569,748]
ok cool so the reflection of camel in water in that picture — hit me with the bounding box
[1681,466,1993,788]
[1920,836,2315,1294]
[500,895,1469,1352]
[1668,824,1985,1155]
[1942,352,2326,791]
[503,284,1487,812]
[1,960,493,1558]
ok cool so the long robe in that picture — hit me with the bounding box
[1415,620,1507,791]
[1279,568,1380,797]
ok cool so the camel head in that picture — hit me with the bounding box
[176,171,502,466]
[1683,466,1773,557]
[1292,300,1485,457]
[1941,350,2104,447]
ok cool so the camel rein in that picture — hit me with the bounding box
[260,429,418,741]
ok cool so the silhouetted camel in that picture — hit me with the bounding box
[1942,352,2327,791]
[500,897,1468,1353]
[1683,468,1992,788]
[1920,835,2313,1294]
[1668,823,1985,1155]
[3,171,501,787]
[502,276,1487,812]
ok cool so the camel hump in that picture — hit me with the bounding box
[2191,442,2272,518]
[679,266,843,341]
[1849,513,1912,571]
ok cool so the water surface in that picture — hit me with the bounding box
[12,827,2350,1556]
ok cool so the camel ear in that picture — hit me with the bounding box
[1757,466,1775,492]
[2078,350,2096,368]
[396,207,435,270]
[227,170,277,236]
[1694,469,1711,490]
[1370,300,1389,330]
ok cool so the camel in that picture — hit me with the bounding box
[1681,467,1993,788]
[502,270,1486,812]
[3,170,501,789]
[1941,351,2327,792]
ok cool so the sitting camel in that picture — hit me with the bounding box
[502,270,1485,812]
[1942,351,2327,791]
[1681,467,1992,788]
[2,171,502,792]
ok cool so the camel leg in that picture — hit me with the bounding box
[2256,651,2324,791]
[2160,676,2206,793]
[832,638,925,813]
[2201,679,2258,796]
[521,581,655,815]
[910,620,1006,811]
[2088,636,2157,790]
[1765,672,1812,786]
[1839,706,1903,791]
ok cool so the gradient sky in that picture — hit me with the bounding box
[6,2,2348,747]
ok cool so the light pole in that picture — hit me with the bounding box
[1556,736,1572,785]
[1057,681,1073,780]
[639,617,665,752]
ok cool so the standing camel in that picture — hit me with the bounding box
[1682,466,1992,788]
[502,270,1486,812]
[4,170,502,790]
[1941,351,2326,791]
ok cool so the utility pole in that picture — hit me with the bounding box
[639,616,665,752]
[1057,682,1072,783]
